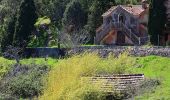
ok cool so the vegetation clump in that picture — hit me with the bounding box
[34,16,51,28]
[40,52,136,100]
[0,53,170,99]
[0,63,49,99]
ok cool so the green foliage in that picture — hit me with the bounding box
[85,0,115,43]
[63,0,86,30]
[115,0,140,5]
[138,78,161,95]
[1,53,170,99]
[0,0,143,47]
[28,25,59,47]
[34,16,51,28]
[1,16,16,51]
[13,0,38,46]
[148,0,167,45]
[20,57,58,67]
[0,57,57,80]
[34,0,71,29]
[40,52,136,99]
[0,0,21,51]
[133,56,170,99]
[0,57,14,80]
[39,53,170,99]
[0,57,56,99]
[0,64,49,99]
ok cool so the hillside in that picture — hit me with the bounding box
[0,54,170,99]
[134,56,170,99]
[0,0,170,99]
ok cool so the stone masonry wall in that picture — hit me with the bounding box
[24,46,170,58]
[68,46,170,57]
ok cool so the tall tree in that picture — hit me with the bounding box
[62,0,87,31]
[13,0,38,46]
[1,16,17,51]
[0,0,21,51]
[34,0,71,29]
[85,0,115,43]
[148,0,167,45]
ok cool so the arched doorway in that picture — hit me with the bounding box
[116,31,125,45]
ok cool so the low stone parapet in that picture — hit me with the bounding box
[81,74,144,92]
[68,46,170,57]
[23,46,170,58]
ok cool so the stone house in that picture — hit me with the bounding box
[95,0,149,45]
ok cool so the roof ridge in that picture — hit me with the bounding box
[102,5,144,17]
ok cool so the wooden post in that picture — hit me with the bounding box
[58,31,61,49]
[130,30,132,39]
[149,36,151,43]
[139,37,141,45]
[158,34,160,46]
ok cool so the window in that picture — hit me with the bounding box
[113,14,118,22]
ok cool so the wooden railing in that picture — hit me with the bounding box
[82,74,144,92]
[111,22,140,45]
[119,22,140,44]
[95,21,149,45]
[95,23,112,43]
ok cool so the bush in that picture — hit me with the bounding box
[137,78,161,95]
[39,52,136,100]
[0,57,14,80]
[0,63,49,99]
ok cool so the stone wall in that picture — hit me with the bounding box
[24,46,170,58]
[23,48,66,58]
[68,46,170,57]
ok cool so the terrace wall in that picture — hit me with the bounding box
[24,46,170,58]
[23,48,66,58]
[69,46,170,57]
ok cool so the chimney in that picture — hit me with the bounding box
[127,4,133,8]
[142,0,148,9]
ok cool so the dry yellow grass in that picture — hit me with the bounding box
[39,52,136,100]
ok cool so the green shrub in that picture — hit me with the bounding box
[34,16,51,28]
[0,57,14,80]
[137,78,161,95]
[0,64,49,99]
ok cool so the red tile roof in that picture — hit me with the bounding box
[102,5,144,17]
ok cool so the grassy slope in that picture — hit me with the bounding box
[0,57,14,79]
[0,57,58,79]
[0,55,170,99]
[134,56,170,99]
[20,58,58,67]
[39,53,136,100]
[40,53,170,100]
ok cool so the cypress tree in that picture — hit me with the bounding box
[148,0,167,45]
[62,0,86,30]
[86,0,115,43]
[13,0,38,47]
[1,17,16,51]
